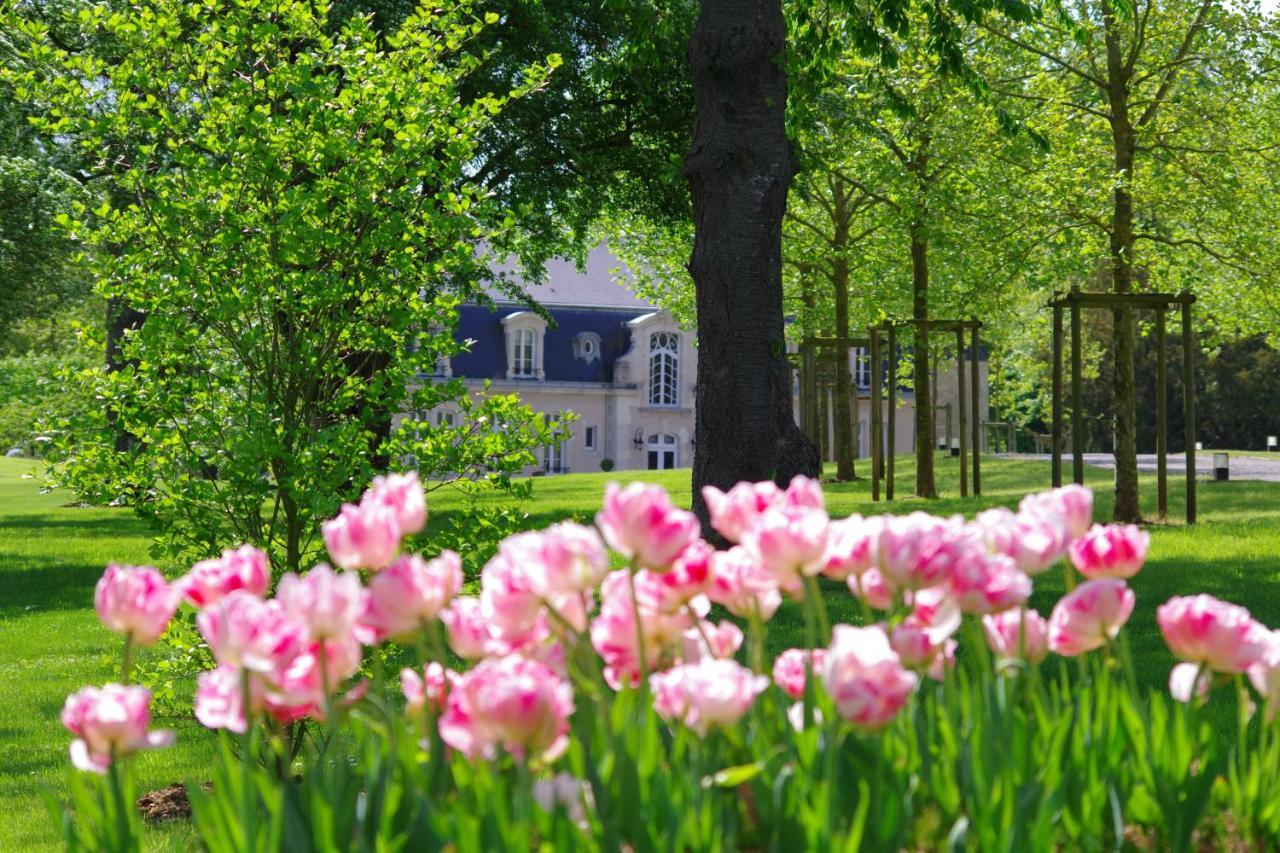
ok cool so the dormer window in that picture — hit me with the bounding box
[501,311,547,381]
[573,332,601,363]
[513,328,536,377]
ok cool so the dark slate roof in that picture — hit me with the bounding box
[451,304,651,383]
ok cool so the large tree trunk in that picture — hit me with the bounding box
[909,217,937,498]
[685,0,819,523]
[1104,0,1141,522]
[831,183,856,481]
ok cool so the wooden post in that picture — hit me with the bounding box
[971,323,981,497]
[1051,304,1063,487]
[1070,292,1084,485]
[870,328,882,501]
[887,325,896,501]
[1182,297,1197,524]
[957,328,968,498]
[1156,308,1168,520]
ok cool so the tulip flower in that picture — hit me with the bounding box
[95,564,179,646]
[596,482,701,571]
[179,544,270,608]
[322,501,401,571]
[62,684,173,773]
[1019,485,1094,540]
[1047,579,1135,656]
[276,564,369,641]
[822,625,918,731]
[701,480,782,544]
[1157,594,1270,674]
[982,608,1049,665]
[772,648,826,700]
[361,552,462,641]
[362,471,427,535]
[1070,524,1149,579]
[438,654,575,761]
[649,658,768,736]
[707,546,782,620]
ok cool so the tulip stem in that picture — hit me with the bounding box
[626,562,648,695]
[804,575,830,645]
[120,635,134,686]
[686,603,713,653]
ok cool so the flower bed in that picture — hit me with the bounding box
[54,473,1280,849]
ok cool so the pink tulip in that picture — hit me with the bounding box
[536,522,610,593]
[361,552,462,641]
[645,541,713,612]
[362,471,427,536]
[1156,594,1271,674]
[597,482,701,570]
[1070,524,1149,580]
[871,513,970,592]
[890,620,947,671]
[702,480,782,544]
[822,625,918,731]
[590,570,700,689]
[821,515,875,580]
[61,684,173,773]
[781,475,826,509]
[972,508,1070,576]
[197,591,307,673]
[1168,662,1214,704]
[322,501,401,571]
[707,546,782,620]
[1047,579,1135,656]
[948,550,1031,615]
[742,505,830,586]
[1247,631,1280,721]
[650,659,768,736]
[270,636,364,715]
[772,648,826,700]
[276,564,369,641]
[401,663,454,716]
[926,639,958,682]
[442,596,491,659]
[982,608,1049,665]
[1019,485,1094,539]
[847,568,894,610]
[95,564,179,645]
[481,541,551,642]
[909,586,962,642]
[438,654,574,761]
[681,620,744,663]
[194,664,264,733]
[179,545,270,608]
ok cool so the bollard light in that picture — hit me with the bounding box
[1269,436,1277,452]
[950,438,960,458]
[1214,452,1229,482]
[1195,441,1203,452]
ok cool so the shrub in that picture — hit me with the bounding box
[600,458,615,472]
[54,478,1280,850]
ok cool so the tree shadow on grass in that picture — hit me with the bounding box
[0,562,111,618]
[0,513,155,537]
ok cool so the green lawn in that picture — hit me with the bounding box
[3,453,1280,848]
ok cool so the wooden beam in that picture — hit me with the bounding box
[887,325,896,501]
[1183,300,1197,524]
[1156,309,1168,520]
[1071,295,1084,485]
[870,329,882,502]
[957,328,968,498]
[972,323,981,497]
[1051,305,1064,488]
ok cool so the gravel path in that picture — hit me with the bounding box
[1007,452,1280,482]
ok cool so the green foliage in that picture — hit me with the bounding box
[0,349,95,456]
[8,0,565,575]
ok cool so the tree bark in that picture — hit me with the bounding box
[909,215,937,499]
[105,297,146,454]
[1104,0,1141,522]
[685,0,819,523]
[831,181,856,481]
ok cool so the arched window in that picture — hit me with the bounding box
[648,332,679,406]
[513,328,536,377]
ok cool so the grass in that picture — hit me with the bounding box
[3,452,1280,848]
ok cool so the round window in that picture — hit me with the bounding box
[582,338,595,356]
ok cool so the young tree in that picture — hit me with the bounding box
[11,0,562,571]
[986,0,1280,521]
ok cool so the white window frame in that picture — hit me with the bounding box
[501,311,547,381]
[646,433,679,470]
[852,347,871,389]
[648,332,680,407]
[513,328,536,378]
[584,425,597,452]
